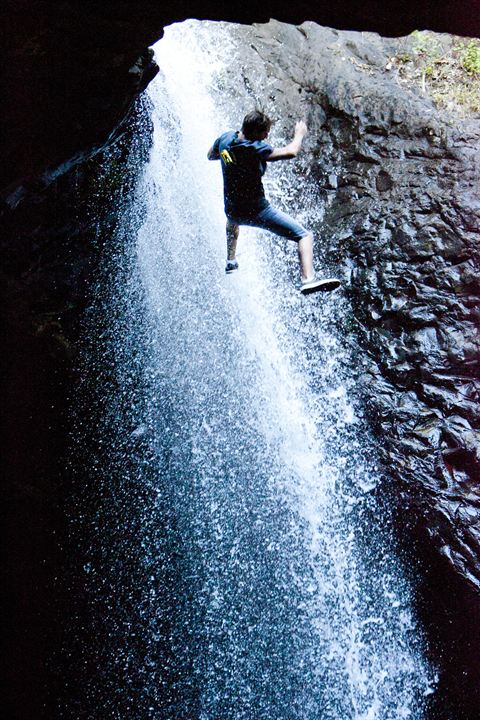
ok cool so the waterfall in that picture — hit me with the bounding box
[73,19,435,720]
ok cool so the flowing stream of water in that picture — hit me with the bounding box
[74,19,436,720]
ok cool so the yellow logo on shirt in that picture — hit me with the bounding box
[220,149,235,165]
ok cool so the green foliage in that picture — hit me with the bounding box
[433,85,480,114]
[410,30,441,60]
[390,31,480,116]
[462,40,480,75]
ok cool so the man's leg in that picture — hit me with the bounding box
[252,206,315,281]
[297,233,314,282]
[226,219,239,261]
[225,219,240,273]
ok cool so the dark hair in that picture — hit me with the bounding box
[241,110,272,140]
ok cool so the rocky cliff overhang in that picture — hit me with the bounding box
[3,1,480,207]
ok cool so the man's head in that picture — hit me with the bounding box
[241,110,272,141]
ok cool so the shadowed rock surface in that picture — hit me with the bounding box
[2,6,480,720]
[225,21,480,714]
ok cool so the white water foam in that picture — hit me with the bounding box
[132,20,435,719]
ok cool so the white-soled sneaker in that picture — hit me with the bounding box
[225,259,239,274]
[300,277,341,295]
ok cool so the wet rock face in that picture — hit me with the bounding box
[226,20,480,711]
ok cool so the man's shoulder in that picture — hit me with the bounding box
[240,138,273,161]
[250,139,273,153]
[216,130,236,146]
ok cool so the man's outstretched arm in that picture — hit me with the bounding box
[266,120,308,162]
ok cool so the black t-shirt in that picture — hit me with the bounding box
[212,130,273,217]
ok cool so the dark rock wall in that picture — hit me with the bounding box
[1,102,152,719]
[224,20,480,714]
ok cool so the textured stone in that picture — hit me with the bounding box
[214,20,480,713]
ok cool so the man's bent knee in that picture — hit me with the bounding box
[298,231,313,244]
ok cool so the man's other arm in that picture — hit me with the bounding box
[207,143,220,160]
[266,120,307,162]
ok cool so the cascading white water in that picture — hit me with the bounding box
[112,19,437,720]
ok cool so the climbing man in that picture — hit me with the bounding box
[207,109,340,294]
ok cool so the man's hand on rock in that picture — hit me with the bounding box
[295,120,308,138]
